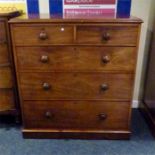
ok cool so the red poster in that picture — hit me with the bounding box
[64,0,116,5]
[64,8,115,18]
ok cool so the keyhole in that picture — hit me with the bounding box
[61,27,65,32]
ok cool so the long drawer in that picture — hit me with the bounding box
[77,25,138,45]
[23,101,130,130]
[16,46,136,72]
[12,25,74,45]
[19,72,133,100]
[0,67,13,88]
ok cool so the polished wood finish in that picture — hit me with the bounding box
[9,15,142,24]
[140,24,155,138]
[12,25,74,45]
[23,130,130,140]
[0,44,9,64]
[0,21,6,42]
[76,25,138,45]
[0,11,21,116]
[12,24,139,46]
[16,46,136,72]
[10,16,142,139]
[23,101,130,130]
[0,67,13,88]
[19,73,134,100]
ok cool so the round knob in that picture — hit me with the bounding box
[45,111,54,119]
[98,113,107,120]
[40,55,49,63]
[102,32,110,41]
[39,31,48,40]
[102,55,110,63]
[101,84,109,91]
[60,27,65,31]
[42,82,51,90]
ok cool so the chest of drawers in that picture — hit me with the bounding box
[10,16,142,139]
[0,11,21,117]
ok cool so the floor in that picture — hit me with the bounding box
[0,110,155,155]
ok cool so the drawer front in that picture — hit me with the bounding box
[23,101,130,130]
[0,67,13,88]
[0,90,15,112]
[0,21,6,42]
[12,25,74,45]
[19,73,133,100]
[0,44,9,64]
[77,26,138,45]
[16,46,136,72]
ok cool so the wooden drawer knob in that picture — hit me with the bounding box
[102,55,110,63]
[101,84,109,91]
[98,113,107,120]
[40,55,49,63]
[42,82,51,90]
[102,32,110,41]
[39,31,48,40]
[45,111,54,119]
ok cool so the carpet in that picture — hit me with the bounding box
[0,110,154,155]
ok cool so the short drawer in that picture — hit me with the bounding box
[77,25,139,45]
[19,73,133,100]
[0,89,15,112]
[0,44,9,64]
[16,46,136,72]
[23,101,130,130]
[12,25,74,45]
[0,67,13,88]
[0,21,6,42]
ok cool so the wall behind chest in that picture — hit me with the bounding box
[131,0,155,107]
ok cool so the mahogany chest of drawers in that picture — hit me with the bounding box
[10,16,142,139]
[0,11,21,117]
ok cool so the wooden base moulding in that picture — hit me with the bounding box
[23,129,131,140]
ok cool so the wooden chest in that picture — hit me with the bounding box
[0,11,21,116]
[10,16,142,139]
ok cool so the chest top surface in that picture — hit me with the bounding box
[9,14,143,24]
